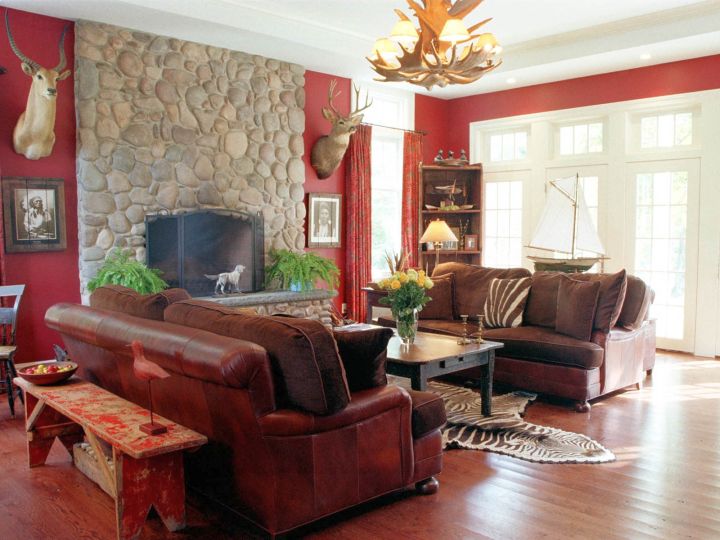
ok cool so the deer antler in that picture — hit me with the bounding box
[54,24,70,72]
[327,79,342,116]
[350,84,373,117]
[5,11,40,71]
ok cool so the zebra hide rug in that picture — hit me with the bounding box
[395,378,615,464]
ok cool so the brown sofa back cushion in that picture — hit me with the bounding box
[568,269,627,333]
[89,285,190,321]
[333,326,394,391]
[523,272,562,328]
[432,262,531,319]
[555,276,601,341]
[419,273,454,320]
[165,299,350,415]
[618,275,654,330]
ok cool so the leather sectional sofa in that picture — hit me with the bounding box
[45,286,446,537]
[379,262,656,411]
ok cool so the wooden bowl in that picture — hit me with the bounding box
[18,361,78,385]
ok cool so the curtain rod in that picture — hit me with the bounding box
[361,122,427,136]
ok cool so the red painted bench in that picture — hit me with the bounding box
[14,376,207,540]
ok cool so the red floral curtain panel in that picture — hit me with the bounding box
[401,131,423,268]
[345,124,372,323]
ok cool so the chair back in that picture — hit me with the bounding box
[0,285,25,346]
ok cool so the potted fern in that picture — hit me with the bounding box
[88,249,168,294]
[265,249,339,292]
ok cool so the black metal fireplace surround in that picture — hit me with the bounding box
[145,210,264,297]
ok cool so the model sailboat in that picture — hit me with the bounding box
[527,174,606,272]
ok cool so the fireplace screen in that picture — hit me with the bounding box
[146,210,264,297]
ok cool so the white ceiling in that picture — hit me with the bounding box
[4,0,720,99]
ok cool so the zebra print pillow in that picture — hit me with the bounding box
[483,277,532,328]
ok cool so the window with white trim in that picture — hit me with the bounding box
[558,122,603,155]
[640,112,692,149]
[484,180,523,268]
[488,130,528,162]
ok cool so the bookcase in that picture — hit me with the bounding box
[418,164,483,274]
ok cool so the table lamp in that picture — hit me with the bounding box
[420,219,458,269]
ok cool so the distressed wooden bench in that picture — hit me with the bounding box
[14,376,207,540]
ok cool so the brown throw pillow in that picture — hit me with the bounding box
[523,272,562,328]
[555,276,601,341]
[165,299,350,415]
[483,277,531,328]
[419,273,454,320]
[333,326,394,391]
[90,285,190,321]
[570,269,628,332]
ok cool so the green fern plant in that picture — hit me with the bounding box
[87,249,168,294]
[264,249,339,291]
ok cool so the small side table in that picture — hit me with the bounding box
[362,287,388,323]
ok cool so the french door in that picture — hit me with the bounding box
[626,160,699,352]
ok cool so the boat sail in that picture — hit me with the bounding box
[527,174,606,272]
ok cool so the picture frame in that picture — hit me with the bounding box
[442,226,460,251]
[2,177,66,253]
[307,193,342,248]
[464,234,479,251]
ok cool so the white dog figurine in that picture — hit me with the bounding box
[205,264,245,294]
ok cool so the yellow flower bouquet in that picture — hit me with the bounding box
[378,269,434,344]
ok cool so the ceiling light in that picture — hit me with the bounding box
[506,77,516,84]
[368,0,502,91]
[640,53,652,60]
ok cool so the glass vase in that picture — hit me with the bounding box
[396,308,419,345]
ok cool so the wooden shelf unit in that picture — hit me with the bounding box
[418,164,483,274]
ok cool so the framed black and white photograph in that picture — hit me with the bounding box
[308,193,342,248]
[2,177,66,253]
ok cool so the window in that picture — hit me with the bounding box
[559,122,603,155]
[640,112,692,149]
[489,131,528,162]
[484,180,523,267]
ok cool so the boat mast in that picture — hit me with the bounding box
[570,173,579,260]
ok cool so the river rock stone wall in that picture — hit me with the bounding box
[74,20,306,294]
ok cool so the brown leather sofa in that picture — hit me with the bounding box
[379,262,656,411]
[45,288,446,537]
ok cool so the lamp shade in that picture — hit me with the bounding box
[372,38,400,63]
[420,219,458,243]
[439,18,469,43]
[390,20,419,46]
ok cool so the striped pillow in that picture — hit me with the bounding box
[483,277,532,328]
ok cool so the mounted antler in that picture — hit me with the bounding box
[5,11,71,160]
[310,80,373,179]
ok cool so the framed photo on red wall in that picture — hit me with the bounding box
[2,177,67,253]
[308,193,342,248]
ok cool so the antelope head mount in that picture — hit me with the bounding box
[311,80,373,179]
[5,11,70,160]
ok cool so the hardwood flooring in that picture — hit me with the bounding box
[1,351,719,539]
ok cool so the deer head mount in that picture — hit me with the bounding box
[5,11,70,160]
[310,80,373,179]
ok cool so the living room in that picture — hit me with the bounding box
[1,0,719,538]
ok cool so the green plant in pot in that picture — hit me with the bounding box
[88,249,168,294]
[265,249,339,292]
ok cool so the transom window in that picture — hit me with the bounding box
[559,122,603,155]
[489,131,528,162]
[640,112,692,149]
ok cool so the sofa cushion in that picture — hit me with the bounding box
[165,299,350,415]
[89,285,190,321]
[555,276,601,341]
[419,273,454,320]
[483,277,531,328]
[405,389,447,439]
[523,272,561,328]
[432,262,531,320]
[618,275,653,330]
[332,326,394,391]
[484,326,604,369]
[570,270,628,332]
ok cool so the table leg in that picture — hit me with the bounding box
[25,393,82,467]
[478,351,495,416]
[115,450,187,540]
[411,366,427,391]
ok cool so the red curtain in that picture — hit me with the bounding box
[345,124,372,323]
[401,131,423,268]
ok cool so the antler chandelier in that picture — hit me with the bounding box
[367,0,502,90]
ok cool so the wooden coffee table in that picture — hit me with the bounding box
[386,332,503,416]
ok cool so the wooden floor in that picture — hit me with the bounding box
[1,351,719,539]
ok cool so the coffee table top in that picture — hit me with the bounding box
[386,332,503,365]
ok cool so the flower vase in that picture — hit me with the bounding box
[396,308,419,345]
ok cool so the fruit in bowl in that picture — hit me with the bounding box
[19,361,78,385]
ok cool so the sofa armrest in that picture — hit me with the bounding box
[258,385,411,437]
[333,326,394,391]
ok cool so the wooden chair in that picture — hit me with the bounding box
[0,285,25,417]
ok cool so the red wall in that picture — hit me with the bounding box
[0,8,79,363]
[303,70,351,309]
[415,94,450,164]
[445,54,720,153]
